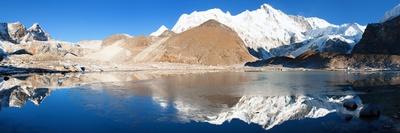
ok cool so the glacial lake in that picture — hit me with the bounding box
[0,71,399,133]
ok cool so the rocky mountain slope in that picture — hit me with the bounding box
[352,11,400,54]
[166,4,365,59]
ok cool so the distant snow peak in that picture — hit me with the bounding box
[150,25,169,37]
[22,23,51,42]
[382,4,400,22]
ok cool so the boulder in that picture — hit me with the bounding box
[343,100,358,111]
[359,104,381,119]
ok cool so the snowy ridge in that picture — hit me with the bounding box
[150,25,169,37]
[174,95,362,130]
[382,4,400,22]
[285,23,367,56]
[169,4,365,58]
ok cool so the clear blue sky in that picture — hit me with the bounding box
[2,0,399,42]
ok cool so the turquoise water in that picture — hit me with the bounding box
[0,72,399,133]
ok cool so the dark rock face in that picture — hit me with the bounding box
[246,51,400,70]
[245,51,336,69]
[247,47,272,59]
[245,56,294,67]
[352,16,400,55]
[323,38,352,54]
[0,23,13,42]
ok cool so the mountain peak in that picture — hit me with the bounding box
[259,3,284,16]
[22,23,50,42]
[28,23,42,31]
[200,19,222,26]
[260,4,276,12]
[150,25,169,37]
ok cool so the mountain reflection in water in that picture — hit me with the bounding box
[0,71,399,133]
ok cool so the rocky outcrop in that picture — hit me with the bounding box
[322,38,353,54]
[352,16,400,55]
[7,22,27,43]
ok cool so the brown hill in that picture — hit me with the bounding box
[102,34,151,53]
[154,19,255,65]
[85,34,153,62]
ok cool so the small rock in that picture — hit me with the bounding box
[393,115,399,119]
[3,76,10,81]
[80,67,86,72]
[359,104,381,119]
[343,100,358,111]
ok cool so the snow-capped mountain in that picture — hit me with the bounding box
[150,25,169,37]
[382,4,400,22]
[167,4,365,59]
[0,22,51,44]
